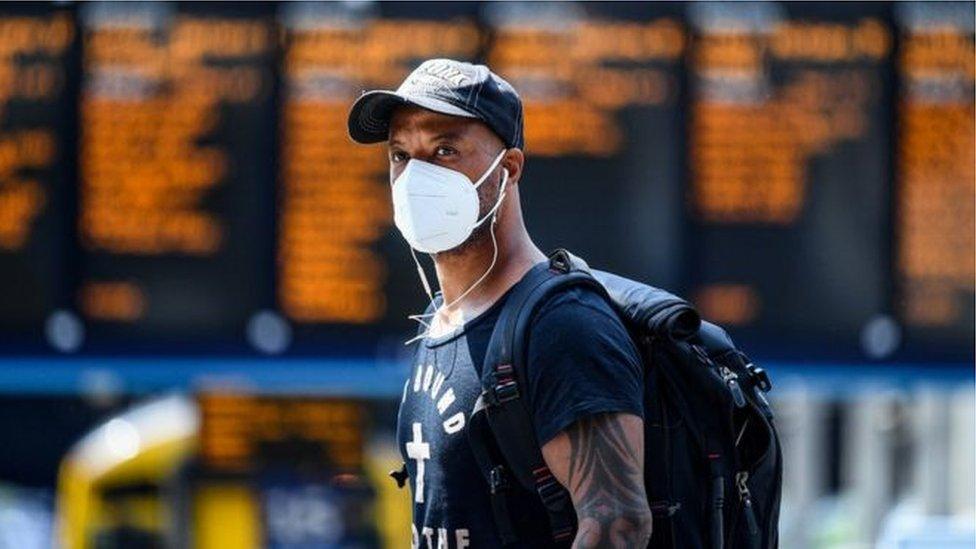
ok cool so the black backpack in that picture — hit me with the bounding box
[465,249,782,549]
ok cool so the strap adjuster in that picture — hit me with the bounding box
[494,380,519,402]
[537,480,565,507]
[534,466,569,509]
[484,382,519,405]
[484,364,520,405]
[489,465,509,494]
[533,465,576,542]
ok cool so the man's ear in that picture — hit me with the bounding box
[502,148,525,187]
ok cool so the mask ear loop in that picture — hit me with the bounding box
[404,167,509,346]
[472,149,508,190]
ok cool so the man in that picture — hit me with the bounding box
[348,59,652,548]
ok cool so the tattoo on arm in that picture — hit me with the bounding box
[543,413,653,548]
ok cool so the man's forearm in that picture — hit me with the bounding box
[543,412,653,548]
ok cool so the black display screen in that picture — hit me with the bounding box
[0,3,76,345]
[685,2,896,358]
[0,1,970,362]
[76,3,276,350]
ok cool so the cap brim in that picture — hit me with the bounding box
[347,90,477,144]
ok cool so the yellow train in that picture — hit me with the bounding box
[56,393,410,549]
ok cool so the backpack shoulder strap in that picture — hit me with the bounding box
[483,250,607,409]
[471,249,608,546]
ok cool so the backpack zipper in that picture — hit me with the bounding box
[720,366,747,408]
[690,345,748,408]
[735,471,761,541]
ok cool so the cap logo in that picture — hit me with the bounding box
[418,61,468,86]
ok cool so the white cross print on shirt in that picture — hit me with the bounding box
[405,422,430,503]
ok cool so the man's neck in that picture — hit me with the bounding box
[430,226,543,328]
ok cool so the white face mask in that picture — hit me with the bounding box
[391,149,510,343]
[391,149,508,254]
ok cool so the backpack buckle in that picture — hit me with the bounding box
[746,363,772,392]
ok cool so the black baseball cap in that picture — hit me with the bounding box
[347,58,524,149]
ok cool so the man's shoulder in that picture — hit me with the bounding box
[518,277,645,445]
[527,283,627,337]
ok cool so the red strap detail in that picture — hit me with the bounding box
[553,528,574,540]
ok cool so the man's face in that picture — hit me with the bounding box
[387,106,507,252]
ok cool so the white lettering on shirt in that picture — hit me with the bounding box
[422,363,435,392]
[435,388,456,415]
[413,525,471,549]
[430,371,446,400]
[456,528,470,549]
[443,411,465,434]
[409,364,466,436]
[413,364,424,391]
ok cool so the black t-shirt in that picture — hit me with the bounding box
[396,282,644,548]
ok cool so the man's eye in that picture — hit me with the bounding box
[435,146,456,157]
[390,151,408,163]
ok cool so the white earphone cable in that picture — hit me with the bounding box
[404,168,508,345]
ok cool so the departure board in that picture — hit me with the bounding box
[78,3,276,347]
[686,3,895,357]
[0,2,969,361]
[198,392,365,472]
[0,4,75,342]
[277,2,481,343]
[492,2,687,287]
[894,1,975,353]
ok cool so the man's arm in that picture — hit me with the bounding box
[541,412,653,548]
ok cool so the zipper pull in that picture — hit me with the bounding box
[691,344,747,408]
[736,472,760,536]
[735,471,750,499]
[722,367,747,408]
[649,500,682,517]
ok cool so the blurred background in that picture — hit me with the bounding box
[0,1,972,547]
